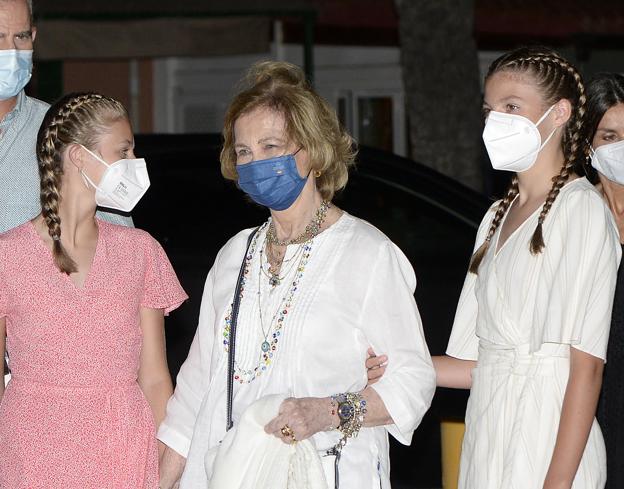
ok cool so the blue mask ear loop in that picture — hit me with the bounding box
[290,147,316,179]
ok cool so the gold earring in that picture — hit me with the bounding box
[314,170,322,178]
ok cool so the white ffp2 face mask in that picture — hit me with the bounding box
[80,146,150,212]
[482,106,556,173]
[591,139,624,186]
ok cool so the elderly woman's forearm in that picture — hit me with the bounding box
[360,386,394,426]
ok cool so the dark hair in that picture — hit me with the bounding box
[36,92,128,274]
[583,73,624,180]
[470,46,587,273]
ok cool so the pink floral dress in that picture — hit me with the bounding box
[0,219,188,488]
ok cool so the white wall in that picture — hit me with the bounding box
[152,44,506,156]
[152,44,408,155]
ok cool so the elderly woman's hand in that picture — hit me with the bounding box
[265,397,338,444]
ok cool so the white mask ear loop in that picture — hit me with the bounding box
[535,104,555,127]
[536,105,557,151]
[80,145,112,168]
[80,169,97,190]
[79,145,111,190]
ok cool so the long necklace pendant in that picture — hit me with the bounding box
[261,340,271,353]
[269,275,280,287]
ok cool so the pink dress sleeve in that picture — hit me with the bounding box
[141,238,188,315]
[0,244,6,319]
[0,283,5,319]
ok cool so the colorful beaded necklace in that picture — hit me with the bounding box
[222,223,313,384]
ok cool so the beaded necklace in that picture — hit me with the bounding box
[222,223,313,384]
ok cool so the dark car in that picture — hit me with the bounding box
[131,133,491,488]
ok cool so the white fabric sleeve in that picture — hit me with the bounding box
[359,241,436,446]
[532,187,621,360]
[446,203,497,361]
[157,265,217,457]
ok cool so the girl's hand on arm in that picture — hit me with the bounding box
[433,355,476,389]
[366,351,477,390]
[365,347,388,386]
[137,307,173,457]
[542,347,604,489]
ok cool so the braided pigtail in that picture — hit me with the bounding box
[472,47,586,269]
[38,117,78,274]
[530,63,586,253]
[36,92,129,275]
[469,176,518,273]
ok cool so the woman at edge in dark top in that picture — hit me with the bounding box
[584,72,624,489]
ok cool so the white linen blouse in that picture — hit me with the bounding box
[158,212,436,489]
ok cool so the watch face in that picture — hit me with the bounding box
[338,402,355,420]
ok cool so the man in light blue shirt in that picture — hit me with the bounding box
[0,0,132,233]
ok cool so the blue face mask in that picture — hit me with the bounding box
[237,152,307,211]
[0,49,33,101]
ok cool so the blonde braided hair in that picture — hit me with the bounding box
[36,92,129,274]
[469,47,587,274]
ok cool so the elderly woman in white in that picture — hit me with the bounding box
[157,61,436,489]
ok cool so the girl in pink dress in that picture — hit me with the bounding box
[0,92,188,488]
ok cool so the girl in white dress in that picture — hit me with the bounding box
[368,46,622,489]
[442,46,622,489]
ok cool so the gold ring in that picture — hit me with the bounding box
[280,425,294,438]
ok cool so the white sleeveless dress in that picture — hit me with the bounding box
[447,178,621,489]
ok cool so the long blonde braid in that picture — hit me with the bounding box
[469,176,518,273]
[36,93,129,274]
[469,47,587,273]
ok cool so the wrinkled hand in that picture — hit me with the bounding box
[265,397,336,444]
[366,347,388,386]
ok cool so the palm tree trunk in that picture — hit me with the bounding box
[396,0,483,191]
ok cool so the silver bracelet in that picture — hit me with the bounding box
[329,392,367,449]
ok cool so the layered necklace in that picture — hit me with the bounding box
[222,200,331,384]
[259,241,305,287]
[263,200,330,287]
[266,200,330,246]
